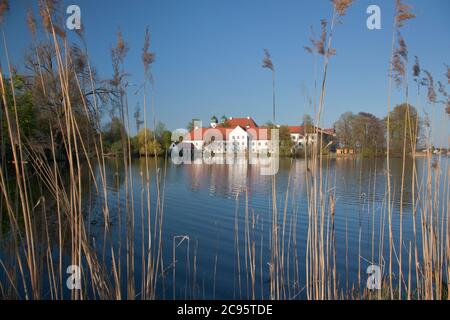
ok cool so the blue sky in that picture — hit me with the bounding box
[2,0,449,146]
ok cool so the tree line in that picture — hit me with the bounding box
[333,103,420,157]
[102,117,172,157]
[0,40,170,164]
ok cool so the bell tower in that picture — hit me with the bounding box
[210,115,218,128]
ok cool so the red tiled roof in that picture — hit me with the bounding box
[287,126,305,134]
[221,117,258,129]
[184,128,207,141]
[183,118,333,141]
[184,126,273,141]
[184,127,230,141]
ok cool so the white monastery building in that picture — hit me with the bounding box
[182,116,334,154]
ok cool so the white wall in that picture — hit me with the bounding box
[228,126,248,153]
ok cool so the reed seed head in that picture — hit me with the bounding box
[424,70,437,104]
[437,81,447,97]
[392,33,408,87]
[316,19,327,55]
[142,27,156,76]
[313,19,336,57]
[304,46,313,54]
[37,0,66,38]
[412,56,420,78]
[304,26,316,55]
[396,33,408,60]
[27,9,37,37]
[262,49,274,71]
[112,30,129,64]
[0,0,9,23]
[395,0,416,28]
[331,0,353,16]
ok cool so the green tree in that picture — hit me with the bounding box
[160,130,172,151]
[1,75,35,138]
[278,125,294,156]
[153,121,172,151]
[26,43,108,159]
[1,75,35,163]
[154,121,166,141]
[136,128,162,156]
[334,112,356,148]
[353,112,385,156]
[103,117,127,153]
[385,103,420,156]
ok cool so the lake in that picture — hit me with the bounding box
[1,156,448,299]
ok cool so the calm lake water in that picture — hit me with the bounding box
[84,156,447,299]
[1,156,448,299]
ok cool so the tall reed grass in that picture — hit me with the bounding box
[0,0,448,300]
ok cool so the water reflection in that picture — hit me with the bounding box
[1,155,446,299]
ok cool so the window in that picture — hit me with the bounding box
[265,142,268,146]
[242,136,244,139]
[242,142,245,146]
[258,142,261,146]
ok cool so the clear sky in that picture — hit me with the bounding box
[2,0,449,146]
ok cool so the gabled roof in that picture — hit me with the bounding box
[287,126,305,134]
[184,126,272,141]
[183,117,334,141]
[223,117,258,129]
[184,127,231,141]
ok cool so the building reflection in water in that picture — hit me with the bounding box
[184,157,309,199]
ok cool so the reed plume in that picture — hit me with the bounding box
[423,70,437,104]
[331,0,353,16]
[395,0,416,27]
[0,0,9,23]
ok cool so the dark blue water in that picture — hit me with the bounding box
[82,156,447,299]
[1,156,447,299]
